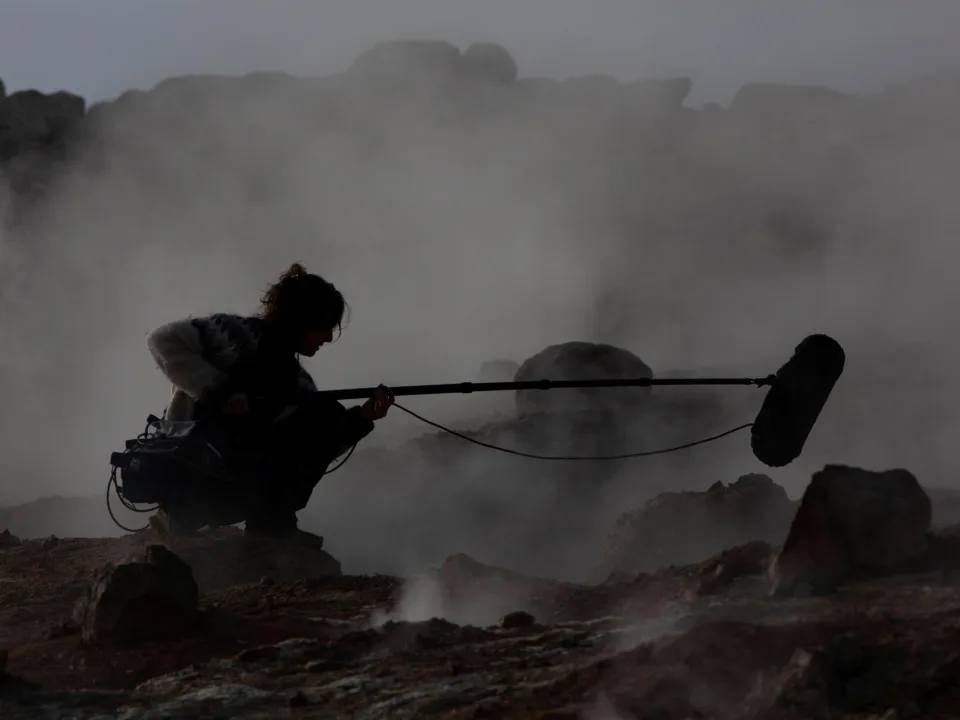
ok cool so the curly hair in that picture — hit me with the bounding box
[258,262,348,340]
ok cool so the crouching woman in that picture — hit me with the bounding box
[145,263,393,538]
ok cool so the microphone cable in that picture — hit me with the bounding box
[391,402,754,461]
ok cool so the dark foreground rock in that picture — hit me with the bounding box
[0,529,21,549]
[592,474,796,581]
[72,544,199,644]
[770,465,932,597]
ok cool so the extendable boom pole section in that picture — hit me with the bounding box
[318,375,778,401]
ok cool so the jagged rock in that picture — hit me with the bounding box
[72,544,199,644]
[593,474,796,581]
[0,529,21,549]
[514,341,654,416]
[770,465,932,597]
[0,89,85,160]
[688,540,774,597]
[462,43,518,84]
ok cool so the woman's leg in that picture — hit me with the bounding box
[243,395,355,537]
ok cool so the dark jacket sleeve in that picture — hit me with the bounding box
[293,394,374,459]
[340,405,376,451]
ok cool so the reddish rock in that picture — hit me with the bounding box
[691,540,774,597]
[771,465,931,596]
[72,544,200,644]
[593,474,795,580]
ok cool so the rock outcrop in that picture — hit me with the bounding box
[514,341,654,416]
[72,544,200,644]
[0,89,85,161]
[770,465,932,596]
[0,529,21,549]
[593,474,796,581]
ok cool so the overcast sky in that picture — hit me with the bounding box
[3,0,960,105]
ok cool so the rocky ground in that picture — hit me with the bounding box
[1,515,959,719]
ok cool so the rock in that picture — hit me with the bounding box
[592,474,796,580]
[40,534,58,550]
[689,540,774,597]
[499,610,535,629]
[514,341,654,416]
[462,43,518,84]
[72,544,200,644]
[0,77,5,100]
[0,89,85,160]
[770,465,932,597]
[0,529,21,549]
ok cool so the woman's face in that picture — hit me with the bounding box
[297,327,334,356]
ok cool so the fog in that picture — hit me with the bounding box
[2,2,960,580]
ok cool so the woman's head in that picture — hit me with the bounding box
[259,263,348,356]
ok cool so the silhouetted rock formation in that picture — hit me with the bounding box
[515,341,654,416]
[592,473,796,581]
[72,544,199,644]
[770,465,932,597]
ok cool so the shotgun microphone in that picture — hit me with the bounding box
[751,334,845,468]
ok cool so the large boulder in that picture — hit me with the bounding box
[514,341,654,416]
[592,474,797,581]
[770,465,932,597]
[72,544,200,644]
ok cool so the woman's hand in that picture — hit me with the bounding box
[222,392,250,415]
[360,385,395,421]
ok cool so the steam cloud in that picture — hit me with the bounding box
[2,3,960,581]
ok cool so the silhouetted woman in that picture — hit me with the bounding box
[145,262,393,538]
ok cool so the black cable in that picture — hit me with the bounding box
[106,467,151,533]
[392,402,753,460]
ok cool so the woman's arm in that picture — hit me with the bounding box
[145,318,228,401]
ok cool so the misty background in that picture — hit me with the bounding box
[2,0,960,580]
